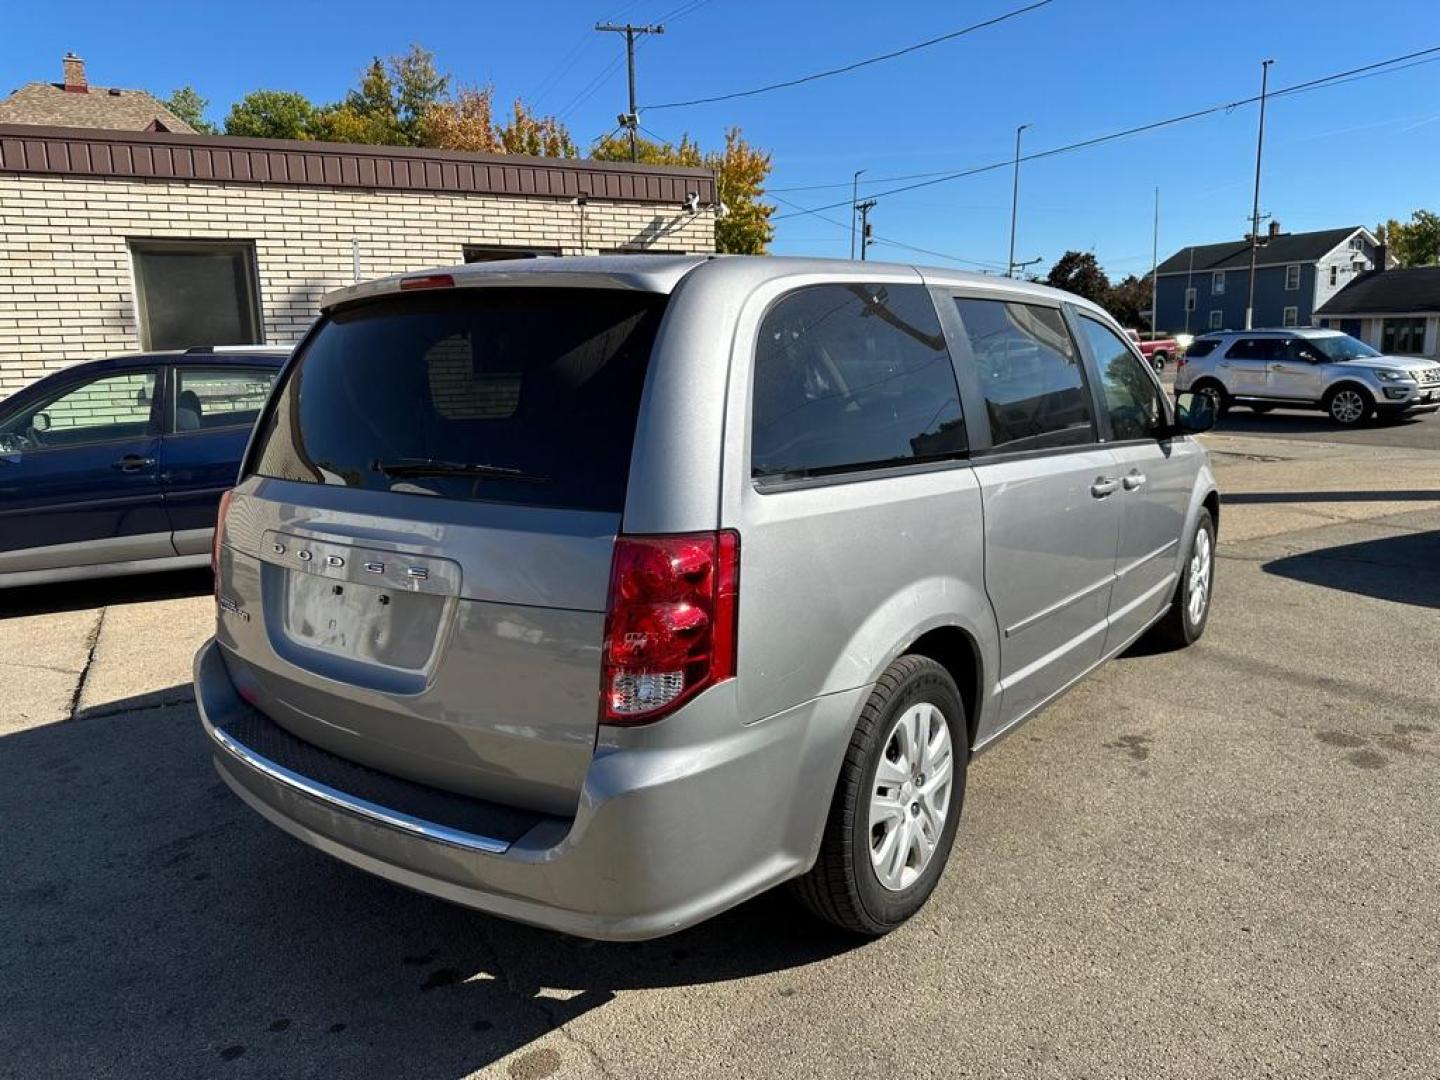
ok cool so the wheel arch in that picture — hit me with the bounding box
[903,625,984,751]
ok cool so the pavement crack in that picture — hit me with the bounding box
[65,607,106,721]
[0,659,84,677]
[472,920,619,1080]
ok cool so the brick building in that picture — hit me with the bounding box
[0,123,716,394]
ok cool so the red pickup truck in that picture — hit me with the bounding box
[1125,329,1180,373]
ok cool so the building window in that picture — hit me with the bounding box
[1184,287,1196,312]
[1211,271,1225,296]
[1285,264,1301,291]
[1329,265,1338,287]
[1348,236,1364,252]
[1208,310,1223,331]
[462,245,561,262]
[129,239,261,351]
[1282,306,1299,328]
[1381,317,1427,355]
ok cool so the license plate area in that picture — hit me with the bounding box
[260,532,461,683]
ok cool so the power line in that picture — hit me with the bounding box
[770,43,1440,221]
[769,194,1008,271]
[642,0,1055,110]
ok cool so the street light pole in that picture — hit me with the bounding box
[850,169,866,260]
[1008,123,1031,278]
[1245,59,1274,330]
[1150,186,1160,337]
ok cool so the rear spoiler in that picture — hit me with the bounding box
[320,256,713,312]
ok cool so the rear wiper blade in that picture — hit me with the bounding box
[372,458,551,483]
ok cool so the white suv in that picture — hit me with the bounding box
[1175,328,1440,427]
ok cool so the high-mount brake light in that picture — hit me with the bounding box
[399,274,455,291]
[212,488,234,597]
[600,531,739,725]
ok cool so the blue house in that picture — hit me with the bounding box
[1153,224,1386,335]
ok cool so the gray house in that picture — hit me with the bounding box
[1316,266,1440,358]
[1154,224,1385,334]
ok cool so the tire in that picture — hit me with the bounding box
[1249,404,1274,414]
[790,655,967,936]
[1324,384,1373,427]
[1191,379,1230,418]
[1151,351,1169,374]
[1145,507,1215,650]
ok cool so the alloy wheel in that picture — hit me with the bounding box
[1330,389,1366,425]
[1187,525,1213,625]
[868,702,954,892]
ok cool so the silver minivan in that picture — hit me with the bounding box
[194,255,1219,940]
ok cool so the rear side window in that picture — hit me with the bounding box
[951,298,1094,452]
[251,288,665,512]
[175,366,277,432]
[1184,339,1219,358]
[751,283,964,481]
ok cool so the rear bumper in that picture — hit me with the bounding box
[195,637,864,940]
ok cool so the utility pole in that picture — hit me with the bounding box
[1150,187,1160,338]
[596,21,665,163]
[856,200,877,261]
[850,169,866,260]
[1008,123,1031,278]
[1245,59,1274,330]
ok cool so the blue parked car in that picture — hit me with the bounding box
[0,346,287,589]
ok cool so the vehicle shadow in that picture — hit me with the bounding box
[1262,529,1440,609]
[0,567,213,619]
[0,691,862,1078]
[1215,410,1428,437]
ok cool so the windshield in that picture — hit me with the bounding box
[251,288,666,512]
[1307,334,1380,362]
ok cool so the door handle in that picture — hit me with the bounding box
[112,454,155,472]
[1122,471,1147,491]
[1091,476,1120,498]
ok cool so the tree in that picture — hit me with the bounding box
[223,90,317,140]
[164,86,217,134]
[592,127,774,254]
[391,45,449,145]
[419,85,500,152]
[1382,210,1440,266]
[711,128,773,256]
[310,58,406,145]
[496,99,578,158]
[1044,251,1110,306]
[1106,273,1152,329]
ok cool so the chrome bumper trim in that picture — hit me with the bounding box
[206,718,513,855]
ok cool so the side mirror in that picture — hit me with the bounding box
[1172,391,1216,435]
[31,412,51,433]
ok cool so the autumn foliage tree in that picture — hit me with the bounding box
[592,128,773,254]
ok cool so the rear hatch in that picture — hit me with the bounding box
[214,284,667,816]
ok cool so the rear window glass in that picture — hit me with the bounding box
[1184,339,1219,358]
[751,283,964,481]
[251,288,665,512]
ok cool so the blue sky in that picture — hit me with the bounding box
[5,0,1439,278]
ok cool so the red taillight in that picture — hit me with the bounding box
[212,488,234,596]
[600,531,739,725]
[399,273,455,291]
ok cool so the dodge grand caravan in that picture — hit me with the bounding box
[195,255,1220,940]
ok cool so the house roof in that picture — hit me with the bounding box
[1156,226,1362,276]
[0,81,196,133]
[1316,266,1440,316]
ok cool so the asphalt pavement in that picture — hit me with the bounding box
[2,431,1438,1079]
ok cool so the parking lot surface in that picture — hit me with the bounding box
[2,429,1438,1079]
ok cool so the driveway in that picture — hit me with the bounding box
[2,433,1438,1079]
